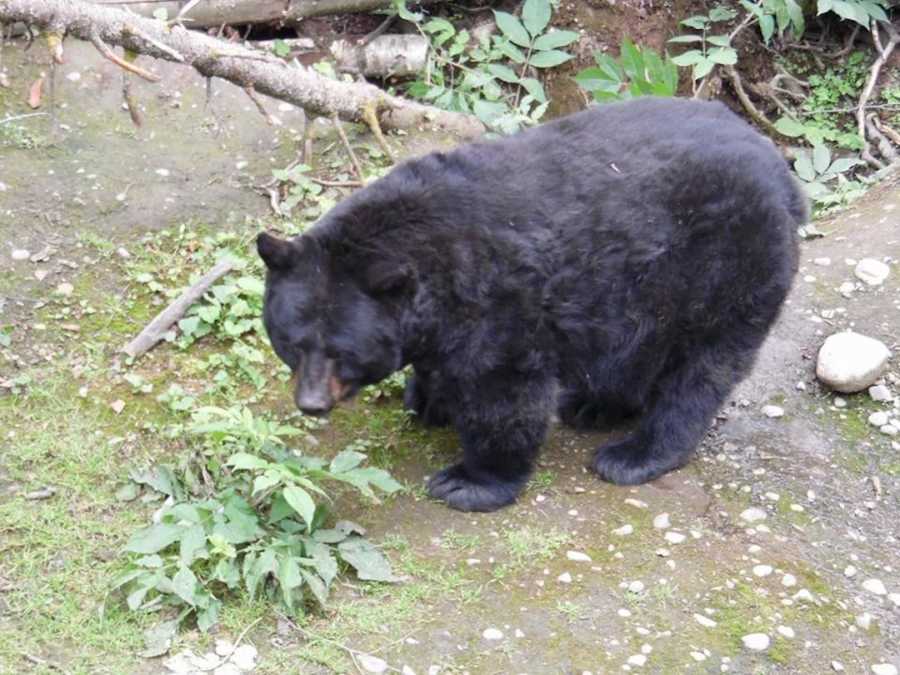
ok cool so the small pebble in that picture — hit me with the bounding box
[652,513,671,529]
[844,565,857,578]
[832,662,845,672]
[856,612,874,630]
[567,551,591,563]
[740,507,767,523]
[11,249,30,261]
[612,524,633,536]
[627,580,645,593]
[762,405,784,418]
[741,633,770,651]
[782,574,797,587]
[854,258,890,285]
[869,384,893,402]
[557,572,572,584]
[664,531,686,544]
[230,645,257,670]
[626,654,646,667]
[862,578,887,596]
[776,625,795,639]
[871,665,898,675]
[482,628,503,641]
[814,257,831,266]
[869,411,889,427]
[56,282,74,296]
[752,564,773,577]
[694,613,716,628]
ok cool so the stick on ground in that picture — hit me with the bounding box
[122,258,235,358]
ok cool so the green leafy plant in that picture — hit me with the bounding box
[817,0,889,27]
[741,0,805,44]
[574,38,678,103]
[402,0,578,133]
[793,143,866,209]
[669,5,739,81]
[112,405,402,635]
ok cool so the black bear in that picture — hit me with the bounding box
[258,97,804,512]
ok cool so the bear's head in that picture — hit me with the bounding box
[256,231,410,416]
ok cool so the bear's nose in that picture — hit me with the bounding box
[295,386,333,416]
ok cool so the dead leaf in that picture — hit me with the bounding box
[28,73,45,109]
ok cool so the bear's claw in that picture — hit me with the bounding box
[426,464,522,512]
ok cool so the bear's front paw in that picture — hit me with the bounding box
[592,436,681,485]
[426,464,523,512]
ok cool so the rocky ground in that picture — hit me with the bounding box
[2,37,899,675]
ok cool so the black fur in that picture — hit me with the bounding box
[259,98,804,512]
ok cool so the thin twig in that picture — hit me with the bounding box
[122,70,142,126]
[857,19,899,168]
[0,112,48,125]
[244,85,277,125]
[360,13,395,46]
[361,100,394,161]
[332,112,364,182]
[89,30,160,81]
[193,616,264,672]
[310,177,364,188]
[123,23,184,61]
[723,65,784,138]
[278,613,402,674]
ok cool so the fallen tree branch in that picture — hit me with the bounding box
[857,19,899,168]
[88,0,442,28]
[332,111,365,181]
[723,65,788,139]
[122,258,235,358]
[0,0,485,137]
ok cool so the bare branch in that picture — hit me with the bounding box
[89,28,160,81]
[0,0,484,137]
[332,112,365,182]
[857,20,900,168]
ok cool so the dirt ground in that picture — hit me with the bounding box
[2,34,900,675]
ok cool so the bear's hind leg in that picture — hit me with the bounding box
[592,332,761,485]
[558,389,641,430]
[404,369,452,427]
[427,374,553,512]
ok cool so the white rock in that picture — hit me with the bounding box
[856,612,874,630]
[627,580,645,593]
[834,396,847,408]
[814,257,831,266]
[612,524,634,536]
[11,249,30,261]
[816,332,891,393]
[231,644,257,670]
[871,665,898,675]
[869,385,893,402]
[690,651,707,662]
[869,411,890,427]
[777,625,795,639]
[55,282,74,296]
[753,564,773,577]
[881,424,899,436]
[762,405,784,418]
[740,507,767,523]
[694,613,717,628]
[792,589,815,602]
[567,550,592,562]
[214,639,234,657]
[358,654,388,673]
[652,513,671,529]
[557,572,572,584]
[402,666,416,675]
[862,578,887,596]
[482,628,503,641]
[782,574,797,587]
[832,661,845,672]
[664,531,686,544]
[741,633,770,651]
[624,498,647,509]
[844,565,857,578]
[214,665,242,675]
[627,654,647,667]
[839,281,856,297]
[888,592,900,607]
[854,258,890,285]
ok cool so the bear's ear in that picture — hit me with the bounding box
[364,261,413,296]
[257,232,300,270]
